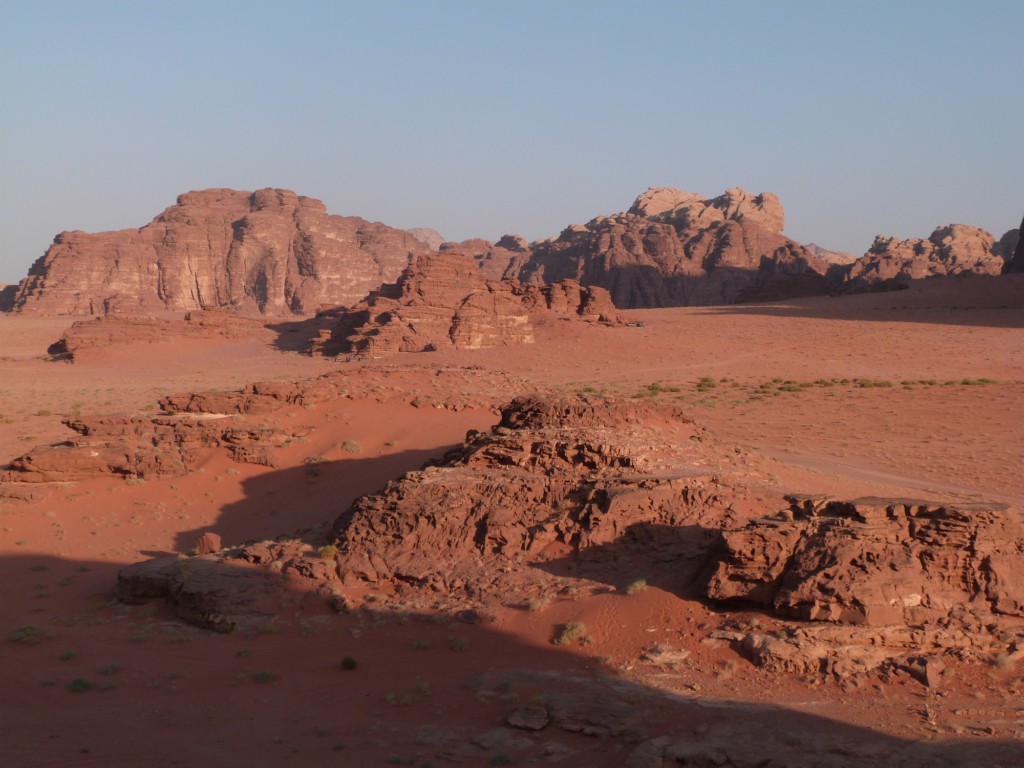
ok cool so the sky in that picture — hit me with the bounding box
[1,0,1022,283]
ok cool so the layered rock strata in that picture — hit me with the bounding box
[7,188,432,316]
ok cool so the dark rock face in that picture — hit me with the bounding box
[1004,214,1024,273]
[7,188,433,316]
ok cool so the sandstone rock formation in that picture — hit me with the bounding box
[311,252,624,359]
[845,223,1014,288]
[47,309,270,361]
[6,188,433,316]
[460,187,835,308]
[706,495,1024,625]
[1,414,301,482]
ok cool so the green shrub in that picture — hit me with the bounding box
[552,622,587,646]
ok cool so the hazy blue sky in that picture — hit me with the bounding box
[1,0,1021,282]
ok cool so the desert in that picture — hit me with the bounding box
[1,184,1022,765]
[3,3,1023,766]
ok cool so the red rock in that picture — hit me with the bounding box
[311,252,625,359]
[194,532,222,555]
[7,188,432,316]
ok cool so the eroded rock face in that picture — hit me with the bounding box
[706,495,1024,625]
[1,414,301,482]
[846,224,1010,287]
[473,187,832,308]
[331,395,743,592]
[311,252,625,359]
[7,188,433,316]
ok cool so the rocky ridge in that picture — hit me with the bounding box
[111,394,1023,683]
[311,251,625,359]
[6,188,432,316]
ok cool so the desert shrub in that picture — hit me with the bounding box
[411,639,431,651]
[552,621,587,646]
[252,671,276,683]
[7,626,45,645]
[624,579,647,596]
[99,663,122,675]
[303,455,329,465]
[695,376,717,391]
[448,636,470,651]
[341,440,362,453]
[339,656,358,670]
[68,678,95,693]
[317,544,338,560]
[59,650,77,661]
[525,597,549,612]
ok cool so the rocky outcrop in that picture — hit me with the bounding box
[7,188,433,316]
[845,224,1012,288]
[311,252,625,359]
[464,187,834,308]
[47,309,270,361]
[1,414,302,482]
[330,395,743,592]
[706,495,1024,625]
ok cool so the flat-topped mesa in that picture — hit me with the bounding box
[845,223,1016,287]
[310,251,625,359]
[6,187,433,316]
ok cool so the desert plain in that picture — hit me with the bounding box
[1,272,1022,767]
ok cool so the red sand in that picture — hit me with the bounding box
[1,275,1022,765]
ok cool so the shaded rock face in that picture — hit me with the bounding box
[461,187,833,308]
[7,188,433,316]
[706,495,1024,626]
[311,252,624,359]
[1004,214,1024,273]
[846,223,1012,288]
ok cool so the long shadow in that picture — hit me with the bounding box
[4,543,1022,766]
[701,273,1024,329]
[173,447,452,553]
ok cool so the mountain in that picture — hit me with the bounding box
[5,188,433,316]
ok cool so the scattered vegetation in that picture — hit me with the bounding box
[636,381,682,398]
[68,678,95,693]
[59,650,77,661]
[552,621,587,646]
[525,597,549,612]
[448,636,470,651]
[317,544,338,559]
[303,454,329,465]
[7,626,46,645]
[252,671,277,683]
[340,440,362,454]
[411,639,431,651]
[695,376,718,392]
[624,578,648,596]
[99,663,122,676]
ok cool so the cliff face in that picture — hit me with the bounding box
[7,188,433,316]
[447,187,834,309]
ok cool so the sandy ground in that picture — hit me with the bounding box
[1,274,1022,766]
